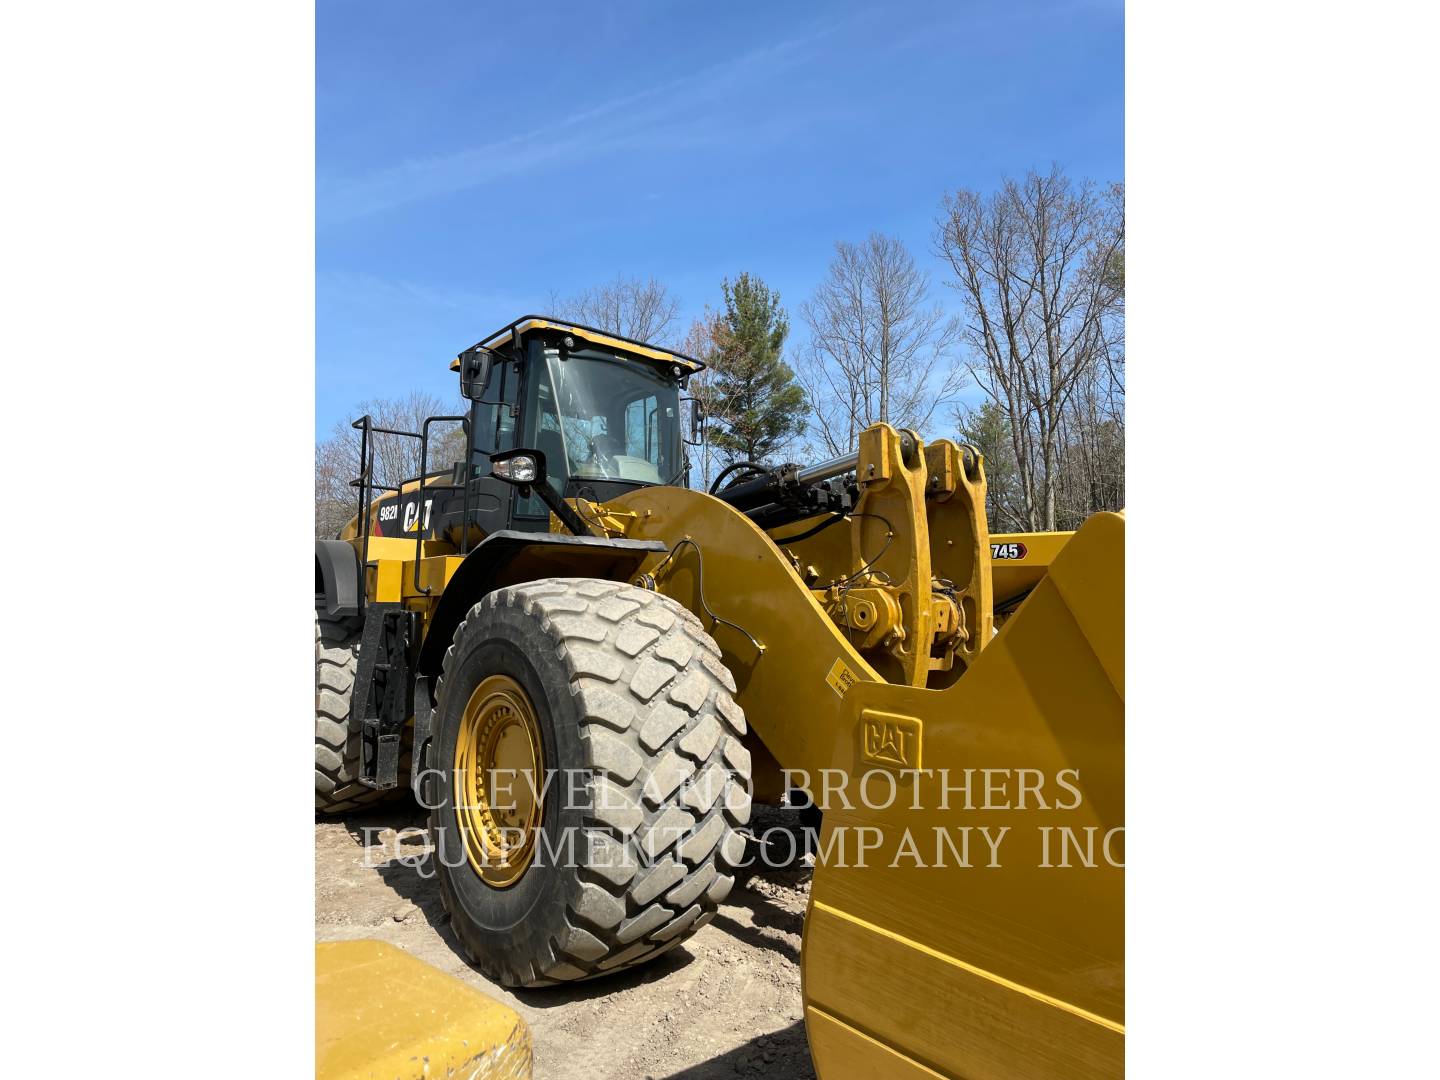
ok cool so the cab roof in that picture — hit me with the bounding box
[450,315,705,373]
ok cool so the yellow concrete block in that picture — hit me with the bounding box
[316,940,531,1080]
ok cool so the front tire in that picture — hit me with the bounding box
[431,579,752,987]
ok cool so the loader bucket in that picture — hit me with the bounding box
[801,511,1124,1080]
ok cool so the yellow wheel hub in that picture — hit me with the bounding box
[454,674,544,888]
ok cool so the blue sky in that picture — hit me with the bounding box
[317,0,1123,436]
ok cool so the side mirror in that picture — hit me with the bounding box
[684,397,705,443]
[458,349,494,402]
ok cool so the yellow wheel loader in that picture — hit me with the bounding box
[314,316,1124,1079]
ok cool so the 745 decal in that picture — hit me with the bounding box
[991,541,1028,560]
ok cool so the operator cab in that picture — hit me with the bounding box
[451,316,703,534]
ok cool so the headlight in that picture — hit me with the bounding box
[492,454,539,483]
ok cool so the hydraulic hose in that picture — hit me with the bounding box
[709,461,773,494]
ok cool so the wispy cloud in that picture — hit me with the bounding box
[317,268,526,314]
[317,17,854,226]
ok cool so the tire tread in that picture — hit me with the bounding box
[434,578,751,986]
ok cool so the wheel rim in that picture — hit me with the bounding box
[454,674,544,887]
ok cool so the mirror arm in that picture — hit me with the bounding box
[490,447,594,538]
[525,480,593,538]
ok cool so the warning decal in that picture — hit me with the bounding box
[825,658,860,698]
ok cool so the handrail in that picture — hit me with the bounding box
[348,414,472,607]
[351,415,424,613]
[412,415,467,595]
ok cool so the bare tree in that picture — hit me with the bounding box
[315,434,358,540]
[1052,359,1125,530]
[551,275,681,345]
[936,168,1124,530]
[314,390,467,539]
[798,233,962,457]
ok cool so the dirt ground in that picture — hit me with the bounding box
[316,803,818,1080]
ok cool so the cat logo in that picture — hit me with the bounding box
[402,498,434,534]
[860,710,922,772]
[990,541,1028,560]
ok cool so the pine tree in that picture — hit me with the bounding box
[705,273,807,465]
[957,401,1023,532]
